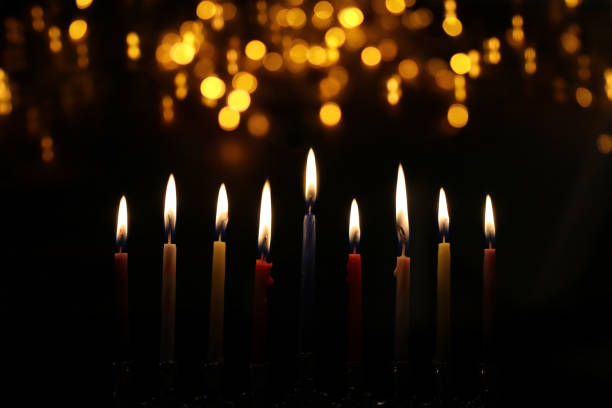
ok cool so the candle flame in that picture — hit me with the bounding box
[395,164,409,245]
[215,183,229,236]
[349,198,360,250]
[438,187,449,239]
[485,194,495,244]
[164,174,177,239]
[305,148,317,207]
[116,195,128,247]
[258,180,272,257]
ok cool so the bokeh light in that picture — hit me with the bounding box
[68,19,88,42]
[200,76,226,99]
[227,89,251,112]
[218,106,240,131]
[76,0,93,10]
[575,87,592,108]
[232,72,258,93]
[442,17,462,37]
[325,27,346,48]
[338,7,364,29]
[447,104,469,128]
[361,46,382,67]
[248,113,270,138]
[398,59,419,80]
[196,1,216,20]
[450,53,471,75]
[263,52,283,71]
[596,134,612,154]
[319,102,342,126]
[245,40,267,61]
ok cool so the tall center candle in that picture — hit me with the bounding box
[208,184,228,364]
[160,174,177,363]
[299,148,317,353]
[346,199,362,362]
[483,195,496,361]
[435,188,451,363]
[394,164,411,361]
[252,180,274,363]
[115,196,129,359]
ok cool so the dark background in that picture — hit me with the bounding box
[2,0,612,406]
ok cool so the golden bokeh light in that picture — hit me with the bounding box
[454,75,466,102]
[286,8,307,29]
[361,46,382,67]
[379,39,398,61]
[314,1,334,19]
[398,59,419,80]
[386,0,406,15]
[345,28,366,50]
[76,0,93,10]
[245,40,267,60]
[218,106,240,131]
[565,0,581,8]
[200,76,226,99]
[338,7,364,29]
[325,27,346,48]
[447,104,469,128]
[575,87,592,108]
[468,50,481,78]
[329,65,349,86]
[435,69,455,91]
[227,89,251,112]
[170,42,196,65]
[442,17,462,37]
[596,134,612,154]
[308,45,327,66]
[387,75,401,92]
[196,1,216,20]
[68,19,88,42]
[319,102,342,126]
[450,53,471,75]
[232,72,258,93]
[289,42,309,64]
[319,77,342,99]
[247,113,270,137]
[263,52,283,71]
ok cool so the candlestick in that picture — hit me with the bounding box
[299,148,317,353]
[160,174,177,363]
[252,180,274,363]
[435,188,451,363]
[346,199,362,363]
[115,195,129,359]
[483,194,496,361]
[208,183,228,364]
[394,164,411,361]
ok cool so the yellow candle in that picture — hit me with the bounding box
[208,184,228,363]
[435,188,451,363]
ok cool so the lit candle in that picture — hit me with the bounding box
[346,199,362,362]
[160,174,177,363]
[299,148,317,353]
[252,180,274,363]
[394,164,411,361]
[483,195,496,361]
[115,196,129,359]
[435,188,451,363]
[208,184,228,364]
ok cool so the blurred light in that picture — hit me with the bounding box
[247,113,270,137]
[218,106,240,131]
[524,47,536,74]
[596,134,612,154]
[31,6,44,31]
[68,19,87,42]
[200,76,226,99]
[442,17,462,37]
[447,104,468,128]
[308,45,327,66]
[223,3,237,20]
[402,9,433,30]
[319,102,341,126]
[76,0,93,9]
[126,32,141,60]
[454,75,466,102]
[605,69,612,100]
[319,77,341,99]
[245,40,267,60]
[325,27,346,48]
[561,25,580,54]
[289,42,308,64]
[326,47,339,64]
[361,47,382,67]
[450,53,471,75]
[329,66,349,86]
[338,7,364,28]
[468,50,480,78]
[387,90,401,105]
[162,95,174,124]
[386,0,406,15]
[314,1,334,19]
[287,8,307,28]
[345,28,366,50]
[170,42,196,65]
[197,1,216,20]
[565,0,581,8]
[484,37,501,64]
[575,87,592,108]
[435,69,454,91]
[379,39,398,61]
[227,89,251,112]
[232,72,257,93]
[398,59,418,80]
[387,75,401,92]
[263,52,283,71]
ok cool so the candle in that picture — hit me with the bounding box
[346,199,362,362]
[299,148,317,353]
[394,164,411,361]
[435,188,451,363]
[483,195,496,361]
[252,180,274,363]
[160,174,177,363]
[115,196,129,359]
[208,184,228,364]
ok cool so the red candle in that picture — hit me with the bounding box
[115,196,129,358]
[346,199,362,362]
[483,194,496,360]
[160,174,177,362]
[252,180,274,363]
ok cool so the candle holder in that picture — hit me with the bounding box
[249,361,269,408]
[112,359,134,407]
[433,362,452,408]
[478,363,496,408]
[392,360,416,407]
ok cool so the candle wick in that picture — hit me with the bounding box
[489,240,492,249]
[442,235,446,244]
[168,231,172,245]
[119,245,122,254]
[218,232,222,241]
[401,240,406,257]
[353,246,357,254]
[308,204,312,213]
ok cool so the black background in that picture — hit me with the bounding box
[2,1,612,406]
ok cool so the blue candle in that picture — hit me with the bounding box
[299,148,317,353]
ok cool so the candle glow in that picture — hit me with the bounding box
[305,148,317,207]
[258,180,272,258]
[485,194,495,244]
[395,164,409,246]
[164,174,177,238]
[116,195,128,248]
[349,198,360,251]
[438,188,449,240]
[215,183,229,236]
